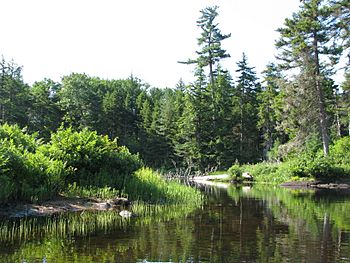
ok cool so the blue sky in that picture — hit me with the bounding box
[1,0,303,87]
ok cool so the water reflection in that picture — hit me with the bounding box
[0,185,350,262]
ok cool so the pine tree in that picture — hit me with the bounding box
[233,53,261,163]
[276,0,343,155]
[180,6,231,87]
[175,92,200,167]
[178,6,231,168]
[212,68,235,167]
[331,0,350,65]
[258,63,284,159]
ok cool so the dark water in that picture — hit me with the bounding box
[0,184,350,263]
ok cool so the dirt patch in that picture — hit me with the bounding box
[0,196,131,218]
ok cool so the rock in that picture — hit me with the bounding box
[94,202,112,210]
[119,210,135,218]
[242,172,253,181]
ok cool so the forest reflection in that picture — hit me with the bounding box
[0,185,349,263]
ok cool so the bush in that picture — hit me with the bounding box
[0,124,142,203]
[331,136,350,167]
[41,127,143,188]
[227,164,243,181]
[0,123,39,153]
[0,128,66,203]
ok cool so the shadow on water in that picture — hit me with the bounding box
[1,184,350,262]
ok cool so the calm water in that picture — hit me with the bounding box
[0,184,350,263]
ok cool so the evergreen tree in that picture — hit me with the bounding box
[178,6,231,169]
[332,0,350,65]
[175,92,199,167]
[212,68,235,167]
[258,63,284,159]
[180,6,231,87]
[101,83,126,140]
[276,0,343,155]
[166,81,187,166]
[233,53,261,163]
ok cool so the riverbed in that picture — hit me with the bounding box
[0,183,349,262]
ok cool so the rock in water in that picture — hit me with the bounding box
[119,210,134,218]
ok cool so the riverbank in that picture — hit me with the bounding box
[197,173,350,191]
[280,181,350,190]
[0,196,131,218]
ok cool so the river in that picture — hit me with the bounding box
[0,183,349,262]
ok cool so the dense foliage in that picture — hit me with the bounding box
[228,136,350,184]
[0,124,142,203]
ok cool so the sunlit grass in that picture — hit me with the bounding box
[63,183,121,199]
[125,168,203,205]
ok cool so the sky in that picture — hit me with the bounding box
[0,0,303,88]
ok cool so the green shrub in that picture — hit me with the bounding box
[0,124,144,203]
[42,127,143,188]
[227,164,243,181]
[0,123,39,153]
[331,136,350,167]
[0,132,67,203]
[243,162,282,183]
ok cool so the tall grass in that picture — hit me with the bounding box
[125,168,203,205]
[63,183,121,199]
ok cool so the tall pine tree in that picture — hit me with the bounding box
[276,0,343,155]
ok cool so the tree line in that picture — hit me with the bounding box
[0,0,349,170]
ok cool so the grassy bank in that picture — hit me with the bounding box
[226,137,350,185]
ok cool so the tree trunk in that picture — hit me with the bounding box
[313,30,329,156]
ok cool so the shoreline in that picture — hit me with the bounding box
[0,196,131,218]
[280,181,350,190]
[2,179,350,218]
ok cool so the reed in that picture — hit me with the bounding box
[125,168,203,205]
[0,199,200,244]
